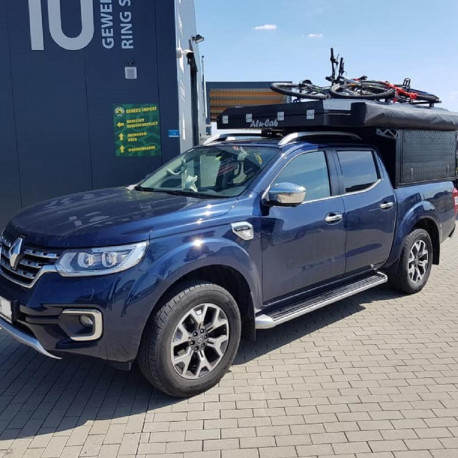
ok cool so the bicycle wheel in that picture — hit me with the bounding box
[270,82,329,100]
[330,82,395,100]
[407,89,440,103]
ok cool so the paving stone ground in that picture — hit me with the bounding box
[0,233,457,457]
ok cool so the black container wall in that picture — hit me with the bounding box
[0,0,188,231]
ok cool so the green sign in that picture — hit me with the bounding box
[113,104,161,157]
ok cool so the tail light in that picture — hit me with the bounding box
[453,187,458,216]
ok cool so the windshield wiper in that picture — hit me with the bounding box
[135,186,172,194]
[134,184,148,192]
[135,187,225,199]
[159,190,224,199]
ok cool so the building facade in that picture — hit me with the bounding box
[0,0,205,230]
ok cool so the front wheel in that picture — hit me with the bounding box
[407,89,441,103]
[138,281,241,397]
[388,229,433,294]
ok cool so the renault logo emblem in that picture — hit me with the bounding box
[8,238,23,271]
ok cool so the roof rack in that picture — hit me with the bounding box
[203,132,267,145]
[204,130,361,147]
[278,131,362,146]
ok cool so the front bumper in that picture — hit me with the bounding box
[0,316,60,359]
[0,261,159,364]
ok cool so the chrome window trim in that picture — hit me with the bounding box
[262,148,382,206]
[262,149,334,205]
[336,149,381,196]
[340,178,382,197]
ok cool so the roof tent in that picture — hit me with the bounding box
[217,100,458,187]
[217,99,458,131]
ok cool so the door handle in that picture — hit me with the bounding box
[325,212,343,224]
[380,201,394,210]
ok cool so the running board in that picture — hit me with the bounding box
[255,272,388,330]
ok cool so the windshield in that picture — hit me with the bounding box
[139,145,278,198]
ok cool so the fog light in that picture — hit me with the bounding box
[61,309,103,342]
[80,315,94,328]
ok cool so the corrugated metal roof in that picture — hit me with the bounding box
[207,84,288,122]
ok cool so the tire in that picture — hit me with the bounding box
[270,82,328,100]
[330,82,395,100]
[138,281,242,398]
[408,89,441,103]
[388,229,433,294]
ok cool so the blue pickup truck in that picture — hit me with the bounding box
[0,101,457,397]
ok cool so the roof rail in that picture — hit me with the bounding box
[203,132,264,145]
[278,131,362,147]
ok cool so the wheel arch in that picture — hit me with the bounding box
[146,264,257,342]
[385,200,441,271]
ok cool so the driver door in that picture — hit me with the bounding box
[261,150,346,304]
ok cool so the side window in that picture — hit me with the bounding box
[274,151,331,202]
[337,150,379,193]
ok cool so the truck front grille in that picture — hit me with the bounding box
[0,236,60,288]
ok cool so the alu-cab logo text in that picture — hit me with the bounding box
[250,119,279,129]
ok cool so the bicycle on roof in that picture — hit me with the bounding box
[270,49,440,105]
[331,76,440,104]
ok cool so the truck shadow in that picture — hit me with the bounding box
[0,285,402,442]
[235,284,401,365]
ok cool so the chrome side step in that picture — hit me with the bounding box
[255,272,388,330]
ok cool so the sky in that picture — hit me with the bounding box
[194,0,458,111]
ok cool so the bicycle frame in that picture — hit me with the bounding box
[328,49,366,86]
[384,81,419,100]
[382,79,438,104]
[328,48,346,84]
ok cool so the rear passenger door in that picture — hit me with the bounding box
[336,149,396,275]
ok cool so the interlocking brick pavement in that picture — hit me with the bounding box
[0,233,457,457]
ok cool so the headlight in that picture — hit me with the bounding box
[56,241,148,277]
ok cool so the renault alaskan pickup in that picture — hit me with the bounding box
[0,101,457,397]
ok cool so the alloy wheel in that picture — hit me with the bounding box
[408,240,429,283]
[171,303,230,380]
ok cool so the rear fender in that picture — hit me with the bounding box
[385,201,440,269]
